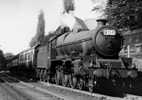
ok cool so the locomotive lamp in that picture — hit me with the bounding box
[96,19,107,27]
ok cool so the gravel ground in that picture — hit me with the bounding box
[0,83,16,100]
[30,82,123,100]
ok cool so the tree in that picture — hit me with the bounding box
[30,10,45,47]
[4,53,14,60]
[106,0,142,30]
[0,50,6,69]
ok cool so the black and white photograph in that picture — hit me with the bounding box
[0,0,142,100]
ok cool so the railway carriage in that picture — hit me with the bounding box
[7,55,19,74]
[8,47,37,78]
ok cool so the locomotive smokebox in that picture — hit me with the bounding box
[92,25,122,58]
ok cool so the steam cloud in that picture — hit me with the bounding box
[63,0,75,13]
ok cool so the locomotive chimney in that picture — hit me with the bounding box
[96,19,107,27]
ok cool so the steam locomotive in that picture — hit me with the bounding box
[7,19,137,92]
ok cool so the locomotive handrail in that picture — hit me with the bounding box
[96,59,122,62]
[48,31,71,43]
[96,58,125,68]
[56,37,92,48]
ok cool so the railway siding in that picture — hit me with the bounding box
[2,74,64,100]
[0,77,34,100]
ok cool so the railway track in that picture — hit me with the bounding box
[1,71,142,100]
[0,74,34,100]
[0,73,64,100]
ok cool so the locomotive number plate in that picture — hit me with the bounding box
[103,30,116,36]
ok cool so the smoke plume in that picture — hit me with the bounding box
[63,0,75,13]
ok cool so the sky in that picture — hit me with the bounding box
[0,0,107,54]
